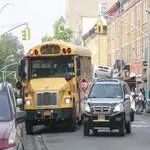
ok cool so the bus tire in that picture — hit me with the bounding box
[25,121,33,135]
[69,107,76,132]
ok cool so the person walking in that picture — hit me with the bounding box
[138,88,145,112]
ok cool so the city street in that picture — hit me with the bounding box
[23,114,150,150]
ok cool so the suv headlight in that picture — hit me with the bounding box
[65,98,71,104]
[113,103,124,112]
[82,102,91,113]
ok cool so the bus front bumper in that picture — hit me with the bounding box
[25,108,73,124]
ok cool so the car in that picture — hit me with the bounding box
[82,79,131,136]
[0,82,26,150]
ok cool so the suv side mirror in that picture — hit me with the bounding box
[125,94,130,100]
[84,94,88,100]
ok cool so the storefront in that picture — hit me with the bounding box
[130,63,143,92]
[122,67,136,90]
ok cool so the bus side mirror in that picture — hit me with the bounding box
[76,57,80,76]
[76,57,80,68]
[65,75,72,81]
[18,65,22,77]
[76,70,80,76]
[22,72,26,80]
[65,72,74,81]
[16,81,23,89]
[19,59,26,80]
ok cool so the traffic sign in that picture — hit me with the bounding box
[79,78,89,93]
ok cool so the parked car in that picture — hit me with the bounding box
[0,82,26,150]
[82,79,131,136]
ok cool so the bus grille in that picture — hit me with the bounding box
[37,92,58,106]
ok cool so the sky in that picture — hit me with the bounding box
[0,0,66,52]
[0,0,116,52]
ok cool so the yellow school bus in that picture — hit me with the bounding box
[16,40,92,134]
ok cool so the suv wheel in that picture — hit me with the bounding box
[83,121,89,136]
[25,121,33,135]
[93,129,98,135]
[125,121,131,134]
[119,119,125,136]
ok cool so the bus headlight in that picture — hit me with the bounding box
[65,98,71,104]
[26,100,31,106]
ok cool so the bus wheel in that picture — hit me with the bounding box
[69,107,76,132]
[25,121,33,135]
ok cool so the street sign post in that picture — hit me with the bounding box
[79,77,89,93]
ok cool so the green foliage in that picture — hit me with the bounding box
[41,34,52,42]
[42,18,73,42]
[0,34,24,85]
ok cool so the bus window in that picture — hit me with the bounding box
[30,56,75,78]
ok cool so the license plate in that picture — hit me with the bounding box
[98,114,105,121]
[44,111,51,116]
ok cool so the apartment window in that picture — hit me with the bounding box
[131,42,135,63]
[135,40,137,60]
[137,4,141,26]
[134,6,137,26]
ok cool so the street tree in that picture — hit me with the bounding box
[42,18,73,42]
[0,34,24,84]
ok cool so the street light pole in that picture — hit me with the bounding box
[0,62,18,82]
[3,55,14,82]
[0,3,13,14]
[0,22,28,38]
[119,0,123,79]
[147,9,150,99]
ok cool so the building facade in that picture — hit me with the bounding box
[66,0,101,33]
[83,26,108,66]
[65,0,116,40]
[107,0,149,91]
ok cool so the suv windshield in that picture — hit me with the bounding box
[0,92,12,121]
[89,83,123,99]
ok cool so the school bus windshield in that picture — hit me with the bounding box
[30,56,75,78]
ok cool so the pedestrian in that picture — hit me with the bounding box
[138,88,145,112]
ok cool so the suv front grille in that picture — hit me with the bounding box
[36,92,58,106]
[92,106,111,113]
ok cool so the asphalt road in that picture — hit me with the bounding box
[23,114,150,150]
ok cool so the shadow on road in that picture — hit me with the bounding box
[31,124,81,135]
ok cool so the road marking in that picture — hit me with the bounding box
[132,121,150,128]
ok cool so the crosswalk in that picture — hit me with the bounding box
[132,121,150,128]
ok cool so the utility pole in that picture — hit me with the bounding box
[98,3,102,65]
[147,9,150,99]
[98,14,101,65]
[119,0,123,79]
